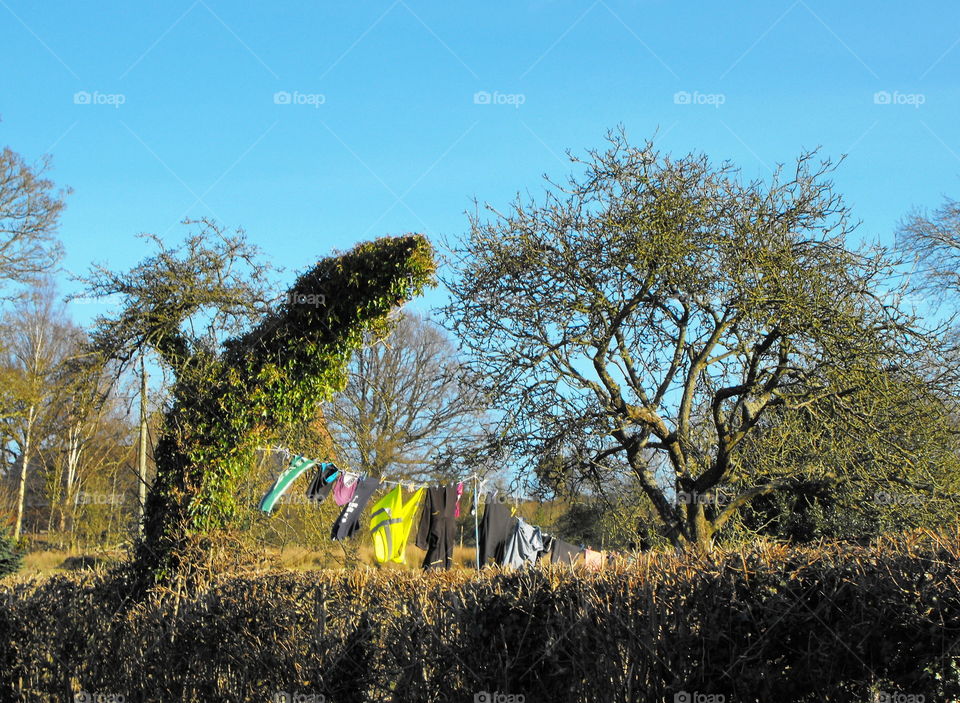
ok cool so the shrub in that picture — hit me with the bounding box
[0,527,22,578]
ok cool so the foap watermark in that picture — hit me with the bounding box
[479,492,523,508]
[273,692,325,703]
[74,693,125,703]
[676,490,731,505]
[287,290,326,307]
[873,90,925,108]
[74,91,126,108]
[872,491,925,507]
[70,293,125,306]
[276,493,317,507]
[674,692,725,703]
[273,91,326,108]
[873,691,925,703]
[473,90,526,108]
[475,692,524,703]
[74,492,125,506]
[673,90,725,108]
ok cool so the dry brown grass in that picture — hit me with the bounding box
[12,541,479,576]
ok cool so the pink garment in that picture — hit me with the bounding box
[332,473,358,506]
[584,549,604,571]
[454,481,464,517]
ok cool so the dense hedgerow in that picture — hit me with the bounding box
[1,530,958,702]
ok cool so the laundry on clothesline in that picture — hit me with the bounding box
[549,537,583,565]
[332,472,359,506]
[478,501,513,567]
[256,446,607,571]
[583,548,604,571]
[415,485,458,570]
[370,485,424,564]
[501,517,544,568]
[454,481,464,518]
[306,463,340,503]
[258,454,318,514]
[331,475,381,541]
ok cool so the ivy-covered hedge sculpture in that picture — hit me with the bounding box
[134,234,435,579]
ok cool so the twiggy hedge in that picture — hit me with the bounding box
[1,530,958,702]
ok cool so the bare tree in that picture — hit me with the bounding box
[0,280,82,539]
[0,148,68,296]
[897,196,960,303]
[325,311,487,481]
[80,219,274,373]
[43,349,122,537]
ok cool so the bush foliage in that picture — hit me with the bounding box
[132,234,436,579]
[0,527,21,578]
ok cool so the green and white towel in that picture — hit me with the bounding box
[259,454,317,513]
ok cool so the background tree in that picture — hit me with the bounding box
[82,219,275,371]
[897,195,960,395]
[43,356,133,542]
[897,196,960,305]
[0,281,83,540]
[0,147,67,297]
[325,311,487,481]
[83,225,435,581]
[444,130,930,552]
[721,365,960,543]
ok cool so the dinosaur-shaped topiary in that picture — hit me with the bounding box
[120,232,435,580]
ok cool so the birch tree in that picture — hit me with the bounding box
[0,282,80,539]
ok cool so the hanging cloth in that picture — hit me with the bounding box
[453,481,465,518]
[331,476,382,541]
[259,454,317,513]
[550,538,583,565]
[477,501,513,567]
[537,533,554,562]
[369,485,425,564]
[501,517,544,568]
[306,462,340,503]
[415,485,458,569]
[332,472,359,506]
[584,548,604,571]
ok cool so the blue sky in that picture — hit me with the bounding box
[2,0,959,321]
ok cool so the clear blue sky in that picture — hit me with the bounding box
[2,0,959,321]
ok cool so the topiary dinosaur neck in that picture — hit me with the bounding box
[134,234,435,582]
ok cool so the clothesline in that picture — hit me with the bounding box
[254,446,594,570]
[256,445,485,490]
[257,445,487,567]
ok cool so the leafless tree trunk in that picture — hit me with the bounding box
[13,405,34,541]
